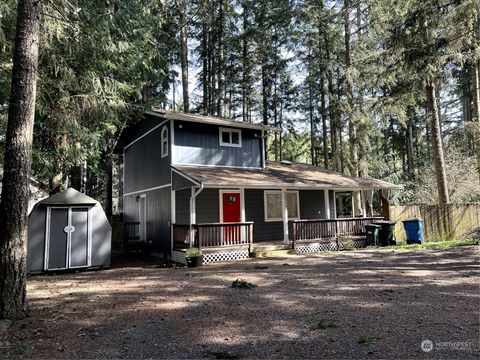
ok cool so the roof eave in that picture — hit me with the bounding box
[147,109,281,132]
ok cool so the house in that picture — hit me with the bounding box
[117,109,401,264]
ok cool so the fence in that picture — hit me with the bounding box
[389,204,480,243]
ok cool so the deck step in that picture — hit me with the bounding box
[251,249,298,257]
[251,243,292,252]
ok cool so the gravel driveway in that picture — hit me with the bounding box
[1,246,479,359]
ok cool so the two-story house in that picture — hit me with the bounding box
[118,109,401,264]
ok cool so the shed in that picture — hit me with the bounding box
[27,188,111,273]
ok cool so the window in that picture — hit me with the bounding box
[161,126,168,158]
[264,190,299,221]
[335,191,352,218]
[219,127,242,147]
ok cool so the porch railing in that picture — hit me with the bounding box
[291,217,383,245]
[172,222,254,251]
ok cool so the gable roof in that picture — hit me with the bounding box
[39,188,98,205]
[147,109,281,132]
[172,161,403,190]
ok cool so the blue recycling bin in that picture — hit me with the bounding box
[402,218,424,244]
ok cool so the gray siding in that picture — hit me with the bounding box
[27,205,46,272]
[172,121,262,168]
[195,188,219,223]
[245,189,283,241]
[172,171,197,190]
[124,187,171,254]
[124,122,171,194]
[175,188,190,224]
[299,190,326,219]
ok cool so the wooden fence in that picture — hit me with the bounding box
[389,204,480,243]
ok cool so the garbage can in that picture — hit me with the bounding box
[402,218,424,244]
[373,220,397,246]
[365,224,382,246]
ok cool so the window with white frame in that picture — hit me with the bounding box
[161,126,169,158]
[264,190,299,221]
[219,127,242,147]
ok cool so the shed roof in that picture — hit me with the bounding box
[173,161,403,190]
[148,109,281,132]
[39,188,98,205]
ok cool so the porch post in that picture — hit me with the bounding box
[282,188,289,243]
[189,187,196,246]
[324,189,330,219]
[240,187,246,222]
[361,190,367,218]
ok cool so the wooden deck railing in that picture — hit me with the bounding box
[172,222,254,251]
[291,217,383,245]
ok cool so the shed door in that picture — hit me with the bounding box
[69,208,89,268]
[46,207,91,270]
[47,208,69,270]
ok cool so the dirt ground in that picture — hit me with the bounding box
[1,246,479,359]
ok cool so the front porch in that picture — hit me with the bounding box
[171,216,384,263]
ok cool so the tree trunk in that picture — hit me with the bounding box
[406,111,415,178]
[179,0,189,112]
[0,0,42,319]
[104,155,113,221]
[426,79,450,204]
[216,0,225,117]
[471,60,480,181]
[344,0,358,177]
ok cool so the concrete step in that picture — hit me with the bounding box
[251,243,292,252]
[251,249,298,257]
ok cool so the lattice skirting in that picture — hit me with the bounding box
[171,250,187,265]
[295,239,368,254]
[203,250,250,264]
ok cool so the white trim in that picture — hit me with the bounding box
[44,207,51,270]
[264,190,300,222]
[189,185,204,245]
[124,119,169,150]
[123,183,171,197]
[219,127,242,148]
[170,119,175,164]
[282,188,289,243]
[324,189,330,220]
[361,190,367,218]
[198,182,398,191]
[171,167,200,186]
[219,190,241,223]
[161,125,169,158]
[261,129,266,169]
[172,163,262,170]
[333,191,337,219]
[240,188,245,223]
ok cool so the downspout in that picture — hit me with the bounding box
[189,183,204,247]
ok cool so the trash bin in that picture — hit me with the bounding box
[402,218,424,244]
[373,220,397,246]
[365,224,381,246]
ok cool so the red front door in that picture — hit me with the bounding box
[222,192,241,243]
[222,192,241,222]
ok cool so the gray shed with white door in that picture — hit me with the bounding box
[27,188,111,273]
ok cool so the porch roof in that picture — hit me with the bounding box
[172,161,403,190]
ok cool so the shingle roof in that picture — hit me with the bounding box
[172,161,403,190]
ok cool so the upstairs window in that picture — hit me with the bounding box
[219,127,242,147]
[161,126,169,158]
